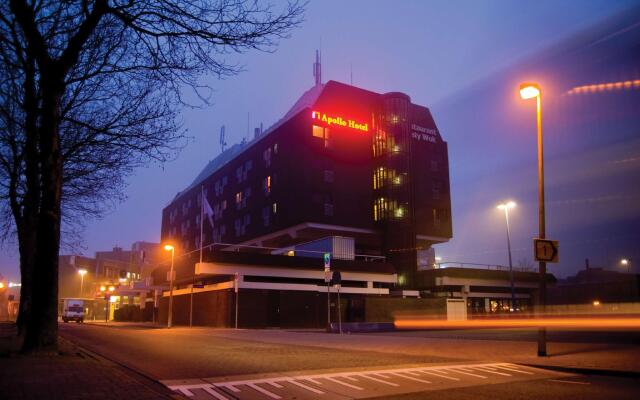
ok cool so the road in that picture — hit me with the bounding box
[60,323,640,400]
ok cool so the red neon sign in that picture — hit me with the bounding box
[312,111,369,132]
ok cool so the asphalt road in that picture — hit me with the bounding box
[59,323,640,400]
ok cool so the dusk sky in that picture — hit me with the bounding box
[1,0,638,282]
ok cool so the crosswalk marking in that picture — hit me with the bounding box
[419,370,460,381]
[326,376,364,390]
[390,372,432,384]
[449,368,488,379]
[473,367,512,376]
[359,374,400,386]
[164,363,557,399]
[495,365,534,374]
[288,379,325,394]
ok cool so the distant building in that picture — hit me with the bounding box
[58,242,165,320]
[548,266,639,304]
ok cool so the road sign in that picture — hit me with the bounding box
[534,239,559,263]
[331,271,342,286]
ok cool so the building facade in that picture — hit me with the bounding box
[161,80,452,289]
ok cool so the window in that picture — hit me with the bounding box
[235,192,243,209]
[272,202,277,214]
[324,203,334,217]
[263,176,272,194]
[274,143,278,154]
[430,159,439,172]
[234,218,241,237]
[263,148,272,167]
[312,125,330,147]
[323,170,334,183]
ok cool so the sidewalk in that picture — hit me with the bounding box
[0,322,181,400]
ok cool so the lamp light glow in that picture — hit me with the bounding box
[520,83,540,99]
[78,269,87,276]
[164,244,174,251]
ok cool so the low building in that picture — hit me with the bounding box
[415,266,557,314]
[548,267,639,305]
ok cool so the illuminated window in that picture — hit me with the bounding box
[272,202,277,214]
[263,175,271,194]
[395,207,405,219]
[312,125,330,147]
[235,192,243,209]
[312,125,325,138]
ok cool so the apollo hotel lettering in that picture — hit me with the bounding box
[312,111,369,132]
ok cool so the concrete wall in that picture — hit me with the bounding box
[364,297,447,322]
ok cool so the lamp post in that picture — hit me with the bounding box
[497,201,516,311]
[520,82,547,357]
[621,258,631,273]
[78,269,87,297]
[164,244,176,328]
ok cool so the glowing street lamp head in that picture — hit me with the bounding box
[108,285,115,292]
[519,83,540,100]
[78,268,87,276]
[497,201,516,210]
[164,244,174,251]
[99,285,106,292]
[621,259,629,266]
[0,282,4,289]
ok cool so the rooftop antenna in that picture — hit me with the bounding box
[350,63,353,86]
[219,125,226,153]
[246,112,250,142]
[313,49,322,86]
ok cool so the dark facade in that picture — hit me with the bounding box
[161,80,451,288]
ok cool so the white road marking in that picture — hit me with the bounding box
[164,362,552,399]
[202,386,231,400]
[288,379,325,394]
[359,374,400,386]
[494,365,534,375]
[419,370,460,381]
[390,372,431,384]
[326,376,364,390]
[473,367,512,376]
[248,383,281,399]
[449,368,488,379]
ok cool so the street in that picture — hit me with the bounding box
[60,323,640,399]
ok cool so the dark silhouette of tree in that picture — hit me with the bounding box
[0,0,304,353]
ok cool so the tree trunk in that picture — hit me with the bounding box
[21,72,63,354]
[15,51,39,338]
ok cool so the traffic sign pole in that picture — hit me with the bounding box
[324,253,331,332]
[536,92,547,357]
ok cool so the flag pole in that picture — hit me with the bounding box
[190,185,205,328]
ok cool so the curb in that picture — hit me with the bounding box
[522,363,640,379]
[59,335,185,399]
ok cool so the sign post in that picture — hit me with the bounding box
[332,271,342,334]
[324,252,331,331]
[234,273,239,329]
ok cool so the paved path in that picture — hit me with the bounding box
[162,362,568,399]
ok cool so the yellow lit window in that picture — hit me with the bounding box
[312,125,325,138]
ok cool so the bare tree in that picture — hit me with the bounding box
[0,0,304,353]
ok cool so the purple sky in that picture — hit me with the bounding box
[1,0,637,282]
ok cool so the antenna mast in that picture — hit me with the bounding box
[313,49,322,86]
[219,125,227,153]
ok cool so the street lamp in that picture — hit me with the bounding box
[621,258,631,273]
[520,82,547,357]
[78,269,87,297]
[164,244,176,328]
[497,201,517,312]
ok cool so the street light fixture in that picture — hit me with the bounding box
[164,244,176,328]
[519,81,548,357]
[78,269,87,297]
[497,201,517,312]
[621,258,631,273]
